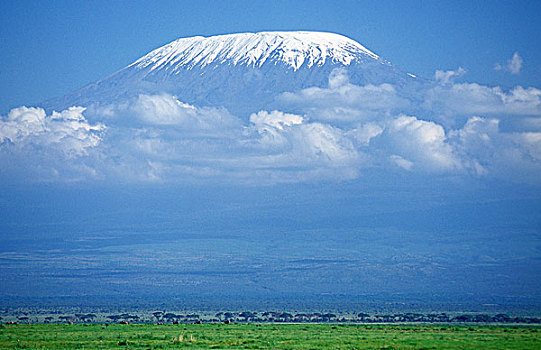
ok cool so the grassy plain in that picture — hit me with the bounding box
[0,323,539,349]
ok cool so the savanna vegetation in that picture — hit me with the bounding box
[0,323,539,349]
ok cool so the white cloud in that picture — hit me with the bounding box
[290,122,360,166]
[279,68,410,123]
[0,106,106,181]
[90,94,242,136]
[513,132,541,162]
[382,115,462,172]
[434,67,466,84]
[449,116,541,181]
[425,83,541,120]
[0,106,105,157]
[2,70,541,184]
[348,122,384,146]
[132,93,194,125]
[71,101,364,183]
[389,155,414,171]
[132,94,241,132]
[328,68,350,89]
[495,52,523,74]
[243,110,362,178]
[249,110,304,130]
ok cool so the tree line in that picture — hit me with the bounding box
[4,311,539,324]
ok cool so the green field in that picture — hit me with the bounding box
[0,323,539,349]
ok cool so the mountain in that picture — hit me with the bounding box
[132,31,381,71]
[46,31,418,116]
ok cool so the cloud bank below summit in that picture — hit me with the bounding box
[1,68,540,184]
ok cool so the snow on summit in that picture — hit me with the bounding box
[132,31,380,71]
[45,31,411,114]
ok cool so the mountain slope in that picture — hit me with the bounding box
[46,31,417,116]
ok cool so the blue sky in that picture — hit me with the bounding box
[1,0,540,112]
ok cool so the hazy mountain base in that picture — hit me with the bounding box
[0,175,539,313]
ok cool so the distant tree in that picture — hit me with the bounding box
[494,314,510,322]
[106,315,122,322]
[59,316,74,322]
[223,312,236,320]
[17,316,29,323]
[239,312,256,321]
[321,313,336,322]
[454,315,472,322]
[164,313,178,321]
[473,314,492,323]
[294,313,309,322]
[75,313,97,323]
[278,312,293,321]
[119,313,137,320]
[310,313,322,321]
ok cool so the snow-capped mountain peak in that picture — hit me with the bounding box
[131,31,380,71]
[46,31,415,115]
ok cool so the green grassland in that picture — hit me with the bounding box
[0,323,539,349]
